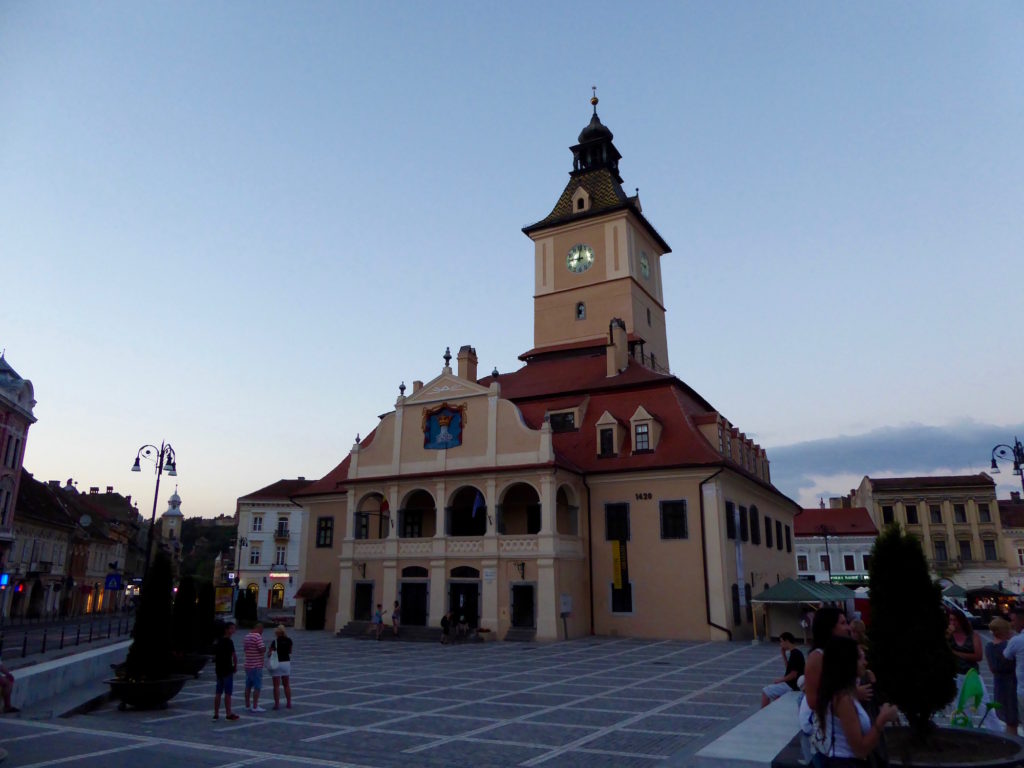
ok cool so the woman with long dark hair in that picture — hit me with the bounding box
[813,636,899,765]
[804,607,850,710]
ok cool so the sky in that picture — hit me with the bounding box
[2,3,1022,516]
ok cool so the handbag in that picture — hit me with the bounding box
[268,649,280,672]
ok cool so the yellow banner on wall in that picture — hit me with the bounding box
[612,541,622,590]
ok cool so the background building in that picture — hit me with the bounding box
[0,354,36,581]
[794,503,877,587]
[235,479,312,615]
[850,474,1008,589]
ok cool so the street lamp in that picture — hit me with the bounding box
[131,441,177,584]
[990,437,1024,495]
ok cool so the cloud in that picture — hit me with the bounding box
[767,421,1024,506]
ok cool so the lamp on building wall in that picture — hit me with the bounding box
[131,441,176,587]
[991,438,1024,494]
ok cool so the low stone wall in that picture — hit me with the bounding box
[10,640,131,711]
[691,690,801,768]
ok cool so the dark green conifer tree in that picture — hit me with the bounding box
[868,524,956,742]
[125,552,174,681]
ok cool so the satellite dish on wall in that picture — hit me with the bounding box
[79,514,91,528]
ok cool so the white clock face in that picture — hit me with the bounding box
[640,252,650,278]
[566,243,595,273]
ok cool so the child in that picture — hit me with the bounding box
[761,631,805,707]
[373,604,387,640]
[213,621,240,720]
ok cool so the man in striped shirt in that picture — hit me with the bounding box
[243,622,267,712]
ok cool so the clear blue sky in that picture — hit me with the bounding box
[2,3,1022,515]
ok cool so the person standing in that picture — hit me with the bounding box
[392,601,401,638]
[268,624,293,710]
[373,604,387,641]
[243,622,266,712]
[986,617,1018,736]
[213,621,240,721]
[761,632,805,707]
[0,661,18,714]
[440,611,452,644]
[1003,607,1024,735]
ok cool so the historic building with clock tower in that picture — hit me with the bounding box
[287,99,799,643]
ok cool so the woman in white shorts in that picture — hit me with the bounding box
[268,624,293,710]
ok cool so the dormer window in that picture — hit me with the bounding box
[595,411,621,457]
[635,424,649,451]
[571,186,591,213]
[576,302,586,320]
[548,411,576,433]
[629,406,661,453]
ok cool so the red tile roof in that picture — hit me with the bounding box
[869,474,994,491]
[292,353,796,510]
[999,499,1024,529]
[794,507,877,537]
[238,478,316,502]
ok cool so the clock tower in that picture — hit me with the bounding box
[522,95,672,372]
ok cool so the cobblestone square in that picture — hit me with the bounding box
[0,632,783,767]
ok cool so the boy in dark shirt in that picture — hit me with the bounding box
[213,621,240,720]
[761,631,805,707]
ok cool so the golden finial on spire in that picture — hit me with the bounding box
[591,85,599,112]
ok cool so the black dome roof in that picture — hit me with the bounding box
[578,112,613,144]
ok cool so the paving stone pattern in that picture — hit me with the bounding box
[0,632,785,767]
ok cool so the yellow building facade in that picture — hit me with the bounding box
[294,101,799,641]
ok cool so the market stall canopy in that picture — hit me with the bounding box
[294,581,330,599]
[942,583,968,598]
[752,578,856,603]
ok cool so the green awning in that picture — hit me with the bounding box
[752,578,857,604]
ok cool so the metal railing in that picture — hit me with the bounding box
[0,614,134,660]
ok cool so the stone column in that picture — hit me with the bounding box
[536,557,558,640]
[335,560,354,631]
[429,559,447,626]
[480,558,498,632]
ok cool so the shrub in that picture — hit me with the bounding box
[196,580,216,652]
[868,524,956,742]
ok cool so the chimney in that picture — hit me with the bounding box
[1013,491,1022,502]
[457,345,478,381]
[413,380,423,393]
[89,486,99,494]
[106,486,114,494]
[298,476,305,481]
[606,319,628,377]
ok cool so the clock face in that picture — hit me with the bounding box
[566,243,595,273]
[640,252,650,278]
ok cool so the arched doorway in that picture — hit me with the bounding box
[448,486,486,537]
[270,583,285,610]
[499,483,541,535]
[399,489,437,538]
[449,565,480,629]
[399,566,429,626]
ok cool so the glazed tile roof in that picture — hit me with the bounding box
[522,169,671,252]
[869,474,995,491]
[794,507,877,537]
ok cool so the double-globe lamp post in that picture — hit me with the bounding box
[131,441,177,585]
[990,437,1024,495]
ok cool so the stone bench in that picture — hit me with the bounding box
[692,690,802,768]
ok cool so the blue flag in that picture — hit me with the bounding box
[471,491,485,519]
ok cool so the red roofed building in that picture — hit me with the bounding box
[292,101,800,641]
[793,504,878,586]
[235,478,315,613]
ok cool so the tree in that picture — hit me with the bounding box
[235,589,258,627]
[196,580,217,653]
[124,551,174,681]
[868,524,957,743]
